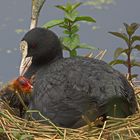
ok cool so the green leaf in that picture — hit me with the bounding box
[109,59,127,67]
[62,34,80,50]
[133,45,140,51]
[113,48,130,59]
[65,10,78,21]
[59,24,68,29]
[124,22,140,36]
[63,30,70,35]
[75,16,96,23]
[77,43,97,50]
[70,49,77,57]
[62,37,70,47]
[71,2,83,11]
[131,23,140,32]
[132,35,140,43]
[63,25,79,35]
[113,48,124,59]
[71,25,79,34]
[43,19,64,28]
[55,5,67,12]
[123,23,129,30]
[123,23,132,36]
[66,2,73,12]
[109,32,128,43]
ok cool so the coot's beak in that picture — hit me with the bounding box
[19,41,32,76]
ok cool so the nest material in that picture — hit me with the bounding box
[0,87,140,140]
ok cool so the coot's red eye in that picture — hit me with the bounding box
[31,44,36,48]
[18,77,27,86]
[17,76,31,87]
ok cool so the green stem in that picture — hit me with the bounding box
[27,110,64,136]
[68,20,72,37]
[127,35,132,81]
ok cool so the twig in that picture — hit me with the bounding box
[95,49,107,60]
[0,120,11,140]
[98,121,107,140]
[63,129,67,140]
[27,110,64,136]
[30,0,46,29]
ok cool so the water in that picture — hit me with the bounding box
[0,0,140,83]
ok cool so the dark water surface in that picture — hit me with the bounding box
[0,0,140,83]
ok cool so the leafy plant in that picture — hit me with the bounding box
[109,23,140,81]
[43,2,96,57]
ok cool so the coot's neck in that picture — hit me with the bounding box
[24,53,63,79]
[32,51,63,66]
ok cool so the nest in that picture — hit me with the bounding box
[0,86,140,140]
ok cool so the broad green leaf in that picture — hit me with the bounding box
[113,48,130,59]
[71,25,79,34]
[70,49,77,57]
[131,60,140,67]
[43,19,63,28]
[131,23,140,32]
[109,32,128,43]
[123,23,129,31]
[132,35,140,43]
[123,23,131,36]
[63,25,79,35]
[113,48,124,60]
[71,2,82,12]
[65,10,78,21]
[55,5,67,12]
[75,16,96,23]
[77,43,97,50]
[70,34,80,49]
[59,24,68,29]
[109,59,127,67]
[63,30,70,35]
[60,38,71,51]
[133,45,140,51]
[124,22,140,36]
[62,34,80,50]
[66,2,73,12]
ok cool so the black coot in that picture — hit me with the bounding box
[20,27,137,128]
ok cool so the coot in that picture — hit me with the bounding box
[20,27,137,128]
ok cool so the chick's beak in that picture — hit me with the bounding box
[19,41,32,76]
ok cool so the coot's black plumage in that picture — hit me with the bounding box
[21,28,137,128]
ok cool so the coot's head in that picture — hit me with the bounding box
[19,28,63,75]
